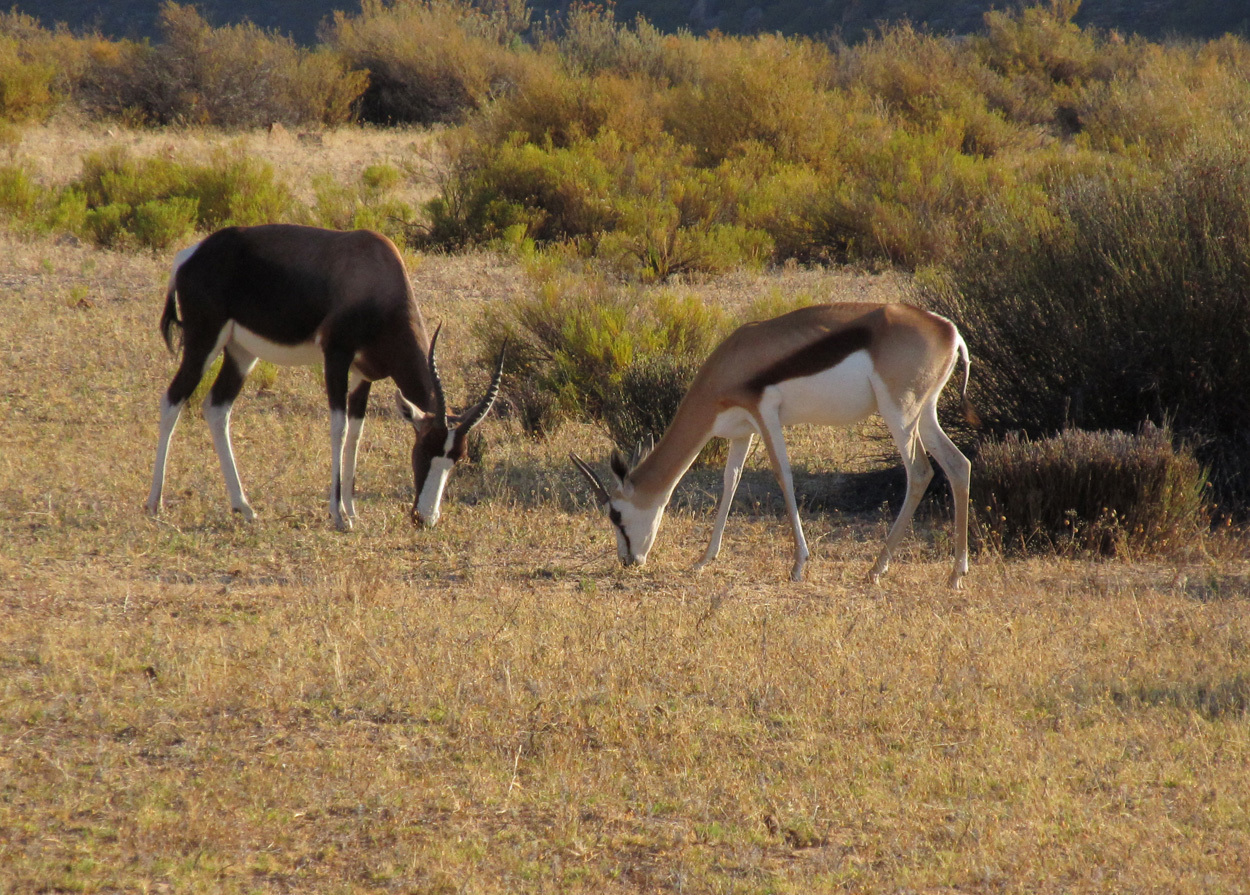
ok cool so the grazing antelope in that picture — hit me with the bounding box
[146,223,504,529]
[571,302,973,586]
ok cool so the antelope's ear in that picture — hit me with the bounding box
[609,450,629,485]
[395,391,433,433]
[608,450,634,497]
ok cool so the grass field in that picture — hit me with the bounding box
[2,124,1249,894]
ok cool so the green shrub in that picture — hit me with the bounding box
[0,163,39,218]
[84,201,132,248]
[186,148,293,228]
[69,145,293,248]
[974,424,1208,556]
[312,167,415,241]
[473,265,731,444]
[130,196,199,251]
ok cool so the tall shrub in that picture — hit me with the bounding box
[328,0,525,124]
[929,141,1250,508]
[88,3,366,127]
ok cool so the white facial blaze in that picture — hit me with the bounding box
[613,498,665,566]
[416,457,454,526]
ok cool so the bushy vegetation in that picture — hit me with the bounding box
[327,0,529,124]
[472,255,736,446]
[974,424,1209,556]
[87,3,367,127]
[420,2,1250,282]
[926,139,1250,508]
[0,145,298,249]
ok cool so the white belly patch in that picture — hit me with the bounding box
[230,323,324,366]
[773,350,877,427]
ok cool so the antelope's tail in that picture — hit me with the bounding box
[954,332,981,428]
[159,281,181,355]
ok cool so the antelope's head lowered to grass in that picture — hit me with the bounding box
[570,446,667,568]
[396,327,505,527]
[147,223,505,531]
[572,302,974,587]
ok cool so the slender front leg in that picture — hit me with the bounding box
[204,344,259,521]
[753,401,808,582]
[324,348,354,531]
[341,374,372,522]
[694,434,754,572]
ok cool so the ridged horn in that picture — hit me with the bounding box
[427,323,448,426]
[570,452,611,506]
[456,340,507,434]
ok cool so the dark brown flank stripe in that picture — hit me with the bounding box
[745,326,873,393]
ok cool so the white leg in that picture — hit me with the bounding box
[203,347,258,521]
[753,401,808,582]
[919,400,972,589]
[329,409,351,531]
[342,415,364,521]
[694,434,754,571]
[341,371,368,522]
[868,380,932,585]
[204,398,255,521]
[146,393,184,515]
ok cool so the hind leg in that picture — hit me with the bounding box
[147,324,230,516]
[919,400,972,588]
[868,382,933,584]
[204,342,258,520]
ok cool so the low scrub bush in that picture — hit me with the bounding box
[71,145,293,248]
[424,129,774,278]
[974,424,1208,556]
[473,263,731,448]
[0,162,87,235]
[311,163,415,242]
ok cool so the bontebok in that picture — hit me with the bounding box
[572,303,973,586]
[146,224,504,529]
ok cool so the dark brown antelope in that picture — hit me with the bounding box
[146,223,504,529]
[572,303,973,586]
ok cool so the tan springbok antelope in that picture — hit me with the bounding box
[146,223,504,530]
[571,302,973,586]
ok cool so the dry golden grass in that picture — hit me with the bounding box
[2,126,1249,894]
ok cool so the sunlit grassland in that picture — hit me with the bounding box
[2,160,1249,891]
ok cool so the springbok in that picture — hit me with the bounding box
[571,302,974,586]
[146,223,504,529]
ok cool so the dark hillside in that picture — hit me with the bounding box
[19,0,1249,45]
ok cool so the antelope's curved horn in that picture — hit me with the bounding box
[570,452,611,506]
[456,340,507,434]
[428,324,448,426]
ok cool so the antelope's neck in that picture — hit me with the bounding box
[629,398,719,508]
